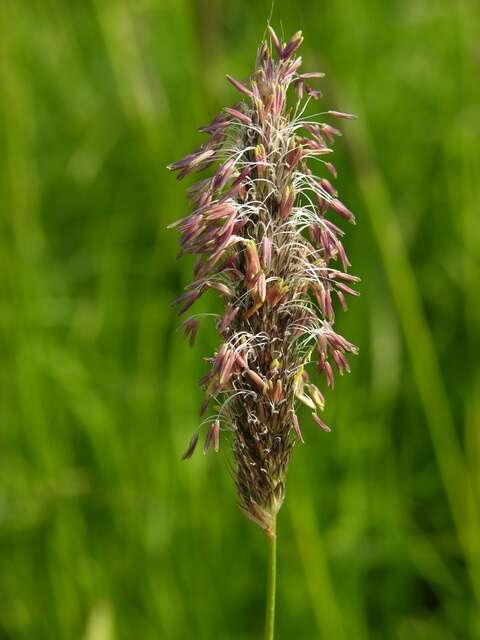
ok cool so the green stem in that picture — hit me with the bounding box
[264,517,277,640]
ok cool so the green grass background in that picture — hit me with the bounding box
[1,0,479,638]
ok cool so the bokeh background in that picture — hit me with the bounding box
[1,0,479,638]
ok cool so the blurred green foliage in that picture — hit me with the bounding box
[1,0,479,638]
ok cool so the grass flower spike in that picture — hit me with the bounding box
[169,26,359,532]
[169,26,359,637]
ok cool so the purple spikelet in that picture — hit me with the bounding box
[169,28,359,535]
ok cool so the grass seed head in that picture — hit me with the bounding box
[169,26,359,534]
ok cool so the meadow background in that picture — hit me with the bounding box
[1,0,479,638]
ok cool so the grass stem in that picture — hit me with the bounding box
[264,517,277,640]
